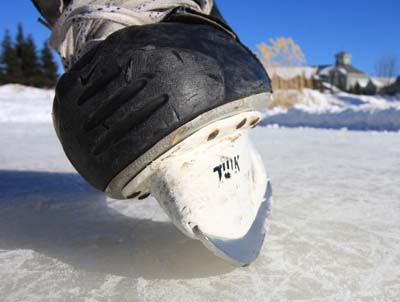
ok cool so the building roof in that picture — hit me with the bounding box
[318,66,335,76]
[338,64,365,75]
[314,64,366,76]
[314,65,330,73]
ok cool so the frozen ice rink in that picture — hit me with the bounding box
[0,123,399,301]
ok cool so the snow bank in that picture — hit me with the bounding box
[1,84,400,132]
[263,89,400,131]
[0,84,54,123]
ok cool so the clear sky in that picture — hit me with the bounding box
[1,0,399,76]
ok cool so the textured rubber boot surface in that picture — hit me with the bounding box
[54,22,272,192]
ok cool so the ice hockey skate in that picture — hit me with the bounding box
[33,0,273,266]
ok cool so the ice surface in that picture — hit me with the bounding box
[0,121,399,301]
[1,85,400,300]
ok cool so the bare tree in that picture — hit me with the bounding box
[257,37,307,92]
[257,37,306,68]
[374,55,398,86]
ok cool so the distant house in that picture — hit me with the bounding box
[317,52,371,92]
[265,51,394,95]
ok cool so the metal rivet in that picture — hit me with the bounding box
[207,129,219,141]
[250,117,261,128]
[138,193,151,200]
[236,118,247,129]
[128,191,141,199]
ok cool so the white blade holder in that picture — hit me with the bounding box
[122,112,272,266]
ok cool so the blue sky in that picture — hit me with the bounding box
[1,0,399,76]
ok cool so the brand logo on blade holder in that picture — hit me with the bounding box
[213,155,240,182]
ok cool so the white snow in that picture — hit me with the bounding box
[356,78,369,88]
[0,85,400,301]
[264,89,400,131]
[2,84,399,132]
[371,77,396,88]
[0,84,54,123]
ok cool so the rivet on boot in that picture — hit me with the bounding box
[207,129,220,141]
[236,118,247,129]
[138,193,151,200]
[128,191,141,199]
[250,117,261,128]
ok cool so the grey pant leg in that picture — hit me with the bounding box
[32,0,63,26]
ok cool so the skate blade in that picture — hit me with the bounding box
[194,182,272,267]
[120,111,271,266]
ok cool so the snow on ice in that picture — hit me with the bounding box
[0,85,399,301]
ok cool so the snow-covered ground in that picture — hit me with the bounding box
[0,85,55,123]
[1,85,400,301]
[1,84,399,132]
[263,89,400,131]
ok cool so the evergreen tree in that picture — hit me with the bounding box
[40,41,58,87]
[0,24,58,88]
[0,29,21,83]
[15,23,24,62]
[354,83,362,95]
[0,30,11,82]
[15,24,41,86]
[22,34,41,86]
[0,35,3,80]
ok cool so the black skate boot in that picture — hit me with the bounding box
[34,0,273,266]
